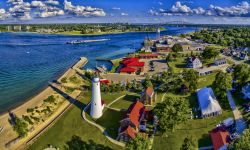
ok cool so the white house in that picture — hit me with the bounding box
[197,87,222,118]
[214,58,227,66]
[242,83,250,99]
[187,56,202,69]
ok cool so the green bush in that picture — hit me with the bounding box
[61,77,67,83]
[44,95,56,104]
[13,117,29,137]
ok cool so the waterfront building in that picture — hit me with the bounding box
[90,76,105,119]
[138,53,159,59]
[197,87,222,118]
[155,44,172,52]
[187,56,202,69]
[120,57,145,74]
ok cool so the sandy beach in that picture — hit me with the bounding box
[0,57,88,150]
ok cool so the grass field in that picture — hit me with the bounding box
[27,91,121,150]
[153,92,233,150]
[168,57,186,73]
[110,59,122,73]
[197,73,216,88]
[102,91,127,105]
[110,93,140,109]
[96,109,123,139]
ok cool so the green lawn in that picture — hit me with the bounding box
[102,91,127,105]
[96,109,123,139]
[197,73,216,88]
[110,93,140,110]
[155,92,165,104]
[153,92,233,150]
[168,57,186,73]
[27,91,121,150]
[110,59,122,73]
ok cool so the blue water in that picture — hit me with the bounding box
[0,26,197,113]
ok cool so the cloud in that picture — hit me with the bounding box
[112,7,121,10]
[45,0,59,5]
[121,12,128,16]
[150,1,250,17]
[8,0,32,20]
[158,2,163,5]
[39,9,64,17]
[0,9,10,20]
[64,0,106,17]
[31,1,46,8]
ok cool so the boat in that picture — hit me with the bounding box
[66,39,110,44]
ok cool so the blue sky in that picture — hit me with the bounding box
[0,0,250,24]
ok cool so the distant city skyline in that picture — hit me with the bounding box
[0,0,250,24]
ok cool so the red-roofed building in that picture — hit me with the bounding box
[139,53,159,59]
[140,87,156,105]
[210,130,230,150]
[100,79,110,85]
[118,126,137,141]
[117,101,145,142]
[119,57,145,74]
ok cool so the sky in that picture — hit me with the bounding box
[0,0,250,24]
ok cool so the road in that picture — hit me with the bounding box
[227,90,247,134]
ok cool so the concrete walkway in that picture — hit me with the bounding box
[198,145,213,150]
[82,103,125,147]
[161,93,167,102]
[227,90,247,134]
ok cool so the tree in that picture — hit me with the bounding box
[233,64,250,86]
[172,43,183,53]
[182,69,198,92]
[154,96,189,134]
[212,71,231,107]
[202,47,219,60]
[126,134,149,150]
[228,129,250,150]
[13,117,29,137]
[142,75,153,88]
[180,136,198,150]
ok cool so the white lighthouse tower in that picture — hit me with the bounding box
[157,28,161,40]
[90,76,104,119]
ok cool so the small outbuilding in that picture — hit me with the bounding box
[214,58,227,66]
[210,130,230,150]
[140,87,156,105]
[197,87,222,118]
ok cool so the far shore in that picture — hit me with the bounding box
[1,29,166,36]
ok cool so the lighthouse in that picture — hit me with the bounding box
[90,76,104,119]
[157,28,161,40]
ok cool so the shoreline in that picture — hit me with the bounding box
[0,58,83,115]
[1,29,166,36]
[0,57,88,150]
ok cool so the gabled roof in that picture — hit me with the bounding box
[120,67,137,73]
[127,101,145,127]
[197,87,222,115]
[210,130,229,150]
[139,53,159,57]
[120,125,137,139]
[122,57,145,67]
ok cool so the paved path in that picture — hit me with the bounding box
[82,103,125,147]
[161,93,167,102]
[227,90,247,134]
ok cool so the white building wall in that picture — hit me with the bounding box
[90,77,103,119]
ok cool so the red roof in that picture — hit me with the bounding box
[122,57,145,67]
[121,125,137,139]
[210,130,230,150]
[139,53,159,57]
[122,57,139,65]
[145,87,154,96]
[120,67,137,73]
[127,101,145,127]
[100,79,110,85]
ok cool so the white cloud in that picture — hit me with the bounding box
[39,9,64,17]
[64,0,106,17]
[158,2,163,5]
[112,7,121,10]
[121,12,128,16]
[150,1,250,17]
[45,0,59,5]
[31,1,46,8]
[0,9,10,20]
